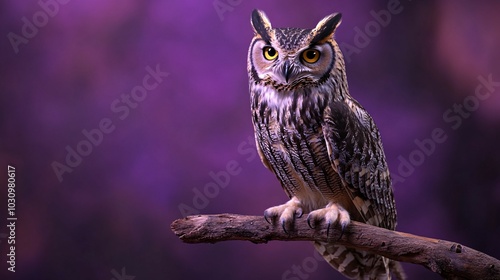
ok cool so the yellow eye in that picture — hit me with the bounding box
[263,46,278,61]
[302,49,321,64]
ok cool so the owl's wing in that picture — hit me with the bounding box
[322,100,396,229]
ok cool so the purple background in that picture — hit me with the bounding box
[1,0,500,279]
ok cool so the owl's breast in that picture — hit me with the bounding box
[251,89,346,212]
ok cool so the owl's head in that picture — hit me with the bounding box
[248,9,343,91]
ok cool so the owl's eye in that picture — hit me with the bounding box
[302,49,321,64]
[263,46,278,61]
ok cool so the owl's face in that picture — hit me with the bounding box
[248,10,342,90]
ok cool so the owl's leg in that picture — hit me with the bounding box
[264,196,303,233]
[307,202,350,237]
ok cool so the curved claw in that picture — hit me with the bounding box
[337,220,348,241]
[263,210,272,224]
[281,219,289,234]
[306,215,313,229]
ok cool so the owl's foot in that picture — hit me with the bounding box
[264,196,303,233]
[307,203,350,238]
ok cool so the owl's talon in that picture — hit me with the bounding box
[306,215,315,229]
[337,220,349,240]
[281,219,288,234]
[264,211,272,224]
[264,209,277,224]
[263,197,303,232]
[306,203,350,238]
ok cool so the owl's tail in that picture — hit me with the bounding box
[313,242,406,280]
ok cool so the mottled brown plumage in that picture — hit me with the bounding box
[247,9,405,279]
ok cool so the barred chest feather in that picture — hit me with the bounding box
[250,84,353,214]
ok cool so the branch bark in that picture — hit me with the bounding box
[171,213,500,280]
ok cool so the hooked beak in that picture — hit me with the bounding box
[281,60,294,83]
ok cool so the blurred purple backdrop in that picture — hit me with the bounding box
[1,0,500,279]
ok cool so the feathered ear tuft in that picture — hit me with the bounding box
[310,13,342,44]
[251,9,273,43]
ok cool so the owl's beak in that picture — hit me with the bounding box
[281,61,294,83]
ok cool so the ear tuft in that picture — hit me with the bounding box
[310,13,342,44]
[251,9,273,43]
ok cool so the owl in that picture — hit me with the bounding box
[247,10,405,280]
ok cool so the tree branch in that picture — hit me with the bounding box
[171,213,500,279]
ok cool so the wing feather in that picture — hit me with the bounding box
[322,100,396,229]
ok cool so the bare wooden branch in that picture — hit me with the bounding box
[171,213,500,280]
